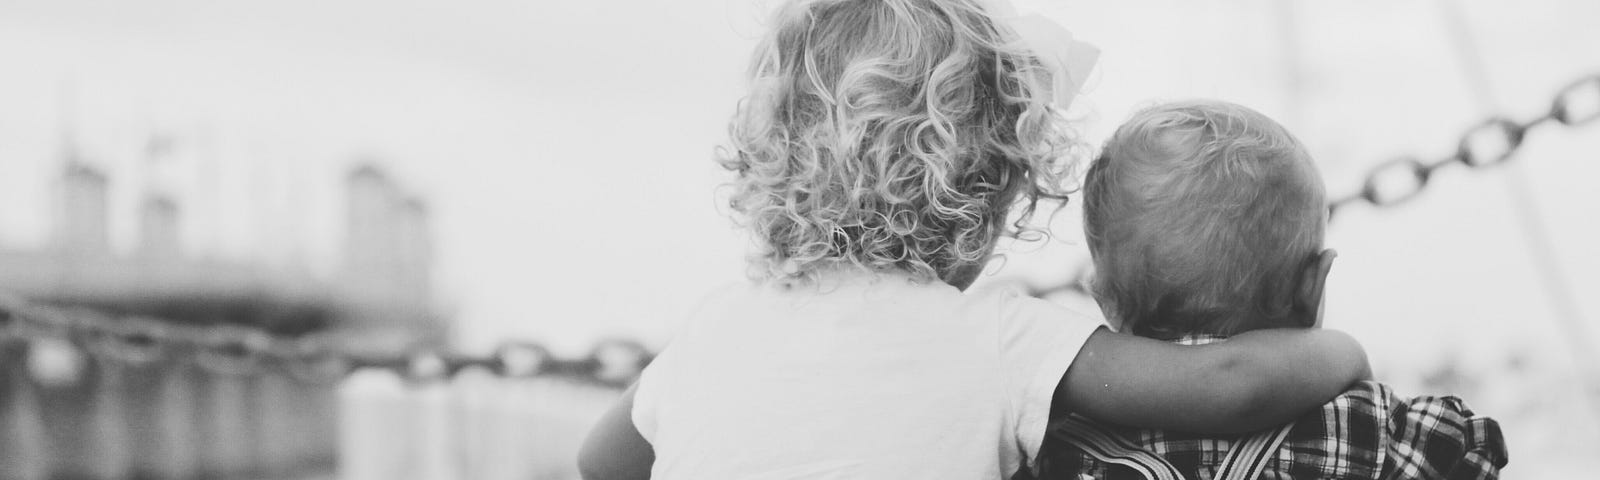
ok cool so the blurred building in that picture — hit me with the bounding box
[342,163,433,306]
[0,133,446,480]
[336,162,440,350]
[56,161,110,255]
[0,150,440,342]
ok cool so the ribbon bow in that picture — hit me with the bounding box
[987,1,1100,111]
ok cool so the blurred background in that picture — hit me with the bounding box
[0,0,1595,478]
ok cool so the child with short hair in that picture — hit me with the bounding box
[579,2,1371,479]
[1032,100,1506,479]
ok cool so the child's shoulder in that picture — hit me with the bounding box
[966,283,1107,326]
[682,280,761,320]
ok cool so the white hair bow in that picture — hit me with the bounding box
[986,1,1100,111]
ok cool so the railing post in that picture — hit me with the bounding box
[35,341,130,480]
[87,358,133,480]
[293,380,340,473]
[194,370,256,478]
[338,369,410,480]
[124,362,199,480]
[254,373,305,478]
[1,343,48,480]
[410,381,462,480]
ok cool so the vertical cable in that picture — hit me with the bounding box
[1434,0,1600,427]
[1273,0,1307,133]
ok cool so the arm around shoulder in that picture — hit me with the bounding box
[1056,328,1369,434]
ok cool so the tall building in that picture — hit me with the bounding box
[341,162,434,308]
[55,162,109,255]
[138,195,181,257]
[395,195,433,300]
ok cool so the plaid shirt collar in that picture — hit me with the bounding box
[1026,335,1508,480]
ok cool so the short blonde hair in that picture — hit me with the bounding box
[719,0,1082,285]
[1084,100,1326,338]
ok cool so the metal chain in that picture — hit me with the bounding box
[279,336,355,385]
[1042,73,1600,298]
[79,313,171,367]
[4,76,1590,381]
[0,292,649,388]
[1328,73,1600,215]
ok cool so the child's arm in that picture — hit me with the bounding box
[1055,327,1370,434]
[578,383,654,480]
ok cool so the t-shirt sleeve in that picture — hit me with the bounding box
[994,288,1105,467]
[630,283,736,444]
[630,342,675,443]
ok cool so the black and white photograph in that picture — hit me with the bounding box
[0,0,1595,478]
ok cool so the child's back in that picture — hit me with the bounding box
[622,0,1106,475]
[637,271,1099,478]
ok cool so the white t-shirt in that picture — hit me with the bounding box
[632,270,1104,479]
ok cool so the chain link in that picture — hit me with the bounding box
[590,339,653,387]
[1456,117,1525,168]
[1360,156,1435,207]
[1551,75,1600,126]
[0,293,75,340]
[192,325,275,376]
[492,342,550,377]
[0,293,651,387]
[79,314,171,367]
[280,336,355,385]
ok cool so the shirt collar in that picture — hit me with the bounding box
[1172,334,1229,346]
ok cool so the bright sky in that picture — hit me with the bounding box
[1,0,1598,470]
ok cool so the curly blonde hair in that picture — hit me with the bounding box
[719,0,1082,286]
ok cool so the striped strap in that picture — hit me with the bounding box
[1055,416,1185,480]
[1212,424,1294,480]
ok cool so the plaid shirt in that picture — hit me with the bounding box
[1024,337,1508,480]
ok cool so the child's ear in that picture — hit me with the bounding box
[1292,249,1337,328]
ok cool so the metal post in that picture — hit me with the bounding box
[1,343,48,480]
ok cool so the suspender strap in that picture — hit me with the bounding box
[1055,416,1186,480]
[1057,417,1295,480]
[1212,424,1293,480]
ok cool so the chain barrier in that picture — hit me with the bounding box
[281,337,355,384]
[1328,73,1600,215]
[1040,73,1600,298]
[0,292,652,388]
[3,76,1592,381]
